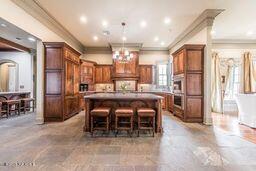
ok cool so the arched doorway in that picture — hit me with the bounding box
[0,59,19,92]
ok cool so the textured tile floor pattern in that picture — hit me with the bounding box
[1,112,256,171]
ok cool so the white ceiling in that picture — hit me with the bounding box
[35,0,256,48]
[213,0,256,40]
[0,17,38,50]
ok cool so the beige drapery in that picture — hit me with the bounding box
[211,52,223,113]
[243,52,256,93]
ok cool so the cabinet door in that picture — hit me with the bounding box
[95,67,103,83]
[65,60,74,96]
[173,55,179,75]
[102,66,111,83]
[115,61,125,74]
[178,51,184,73]
[74,64,80,94]
[168,95,174,113]
[139,67,146,83]
[139,66,153,84]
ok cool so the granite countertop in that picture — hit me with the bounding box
[0,91,31,95]
[84,93,163,100]
[80,90,173,94]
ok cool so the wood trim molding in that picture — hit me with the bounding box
[168,9,224,50]
[0,37,31,52]
[11,0,84,53]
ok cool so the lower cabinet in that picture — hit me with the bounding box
[167,94,174,113]
[79,92,95,111]
[64,95,79,119]
[154,93,167,110]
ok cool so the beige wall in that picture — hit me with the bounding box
[81,51,169,65]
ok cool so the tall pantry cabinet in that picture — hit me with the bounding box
[43,42,81,122]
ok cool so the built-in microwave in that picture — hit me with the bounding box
[173,79,184,94]
[174,94,184,110]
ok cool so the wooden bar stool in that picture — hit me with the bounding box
[115,107,134,137]
[0,102,8,118]
[90,107,111,137]
[137,108,156,137]
[21,98,35,113]
[2,100,21,117]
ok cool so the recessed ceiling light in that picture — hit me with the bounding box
[1,23,7,27]
[140,20,147,28]
[164,17,171,24]
[154,36,159,42]
[102,30,110,36]
[102,20,108,27]
[247,31,254,36]
[122,36,127,41]
[28,37,36,42]
[80,16,87,23]
[93,36,98,41]
[160,41,165,46]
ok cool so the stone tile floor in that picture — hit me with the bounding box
[0,112,256,171]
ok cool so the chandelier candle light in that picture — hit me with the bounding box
[113,22,134,63]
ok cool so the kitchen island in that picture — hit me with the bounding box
[84,93,163,133]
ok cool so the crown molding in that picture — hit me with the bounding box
[212,39,256,44]
[168,9,224,50]
[85,47,112,54]
[11,0,84,53]
[84,46,169,55]
[110,43,143,52]
[212,39,256,49]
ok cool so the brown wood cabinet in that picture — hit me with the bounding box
[139,65,153,84]
[79,91,94,111]
[173,49,185,75]
[154,93,167,110]
[95,65,112,83]
[44,42,81,122]
[172,44,205,123]
[167,94,174,113]
[80,60,96,91]
[112,52,139,78]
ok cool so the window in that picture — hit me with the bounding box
[224,65,240,100]
[158,64,167,86]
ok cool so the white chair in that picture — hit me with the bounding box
[236,93,256,128]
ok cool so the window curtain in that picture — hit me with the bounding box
[220,58,236,98]
[211,52,223,113]
[243,52,256,93]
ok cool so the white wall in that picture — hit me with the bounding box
[81,51,169,65]
[213,45,256,59]
[0,52,33,94]
[170,28,208,54]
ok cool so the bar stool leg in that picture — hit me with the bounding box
[153,116,155,137]
[33,100,35,112]
[115,116,118,137]
[130,116,133,137]
[91,116,94,137]
[18,102,21,115]
[7,104,9,118]
[106,116,109,135]
[138,116,140,137]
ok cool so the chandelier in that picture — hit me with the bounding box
[112,22,134,63]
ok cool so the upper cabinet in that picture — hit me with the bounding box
[95,65,112,83]
[139,65,153,84]
[80,60,95,84]
[173,49,185,75]
[112,52,139,78]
